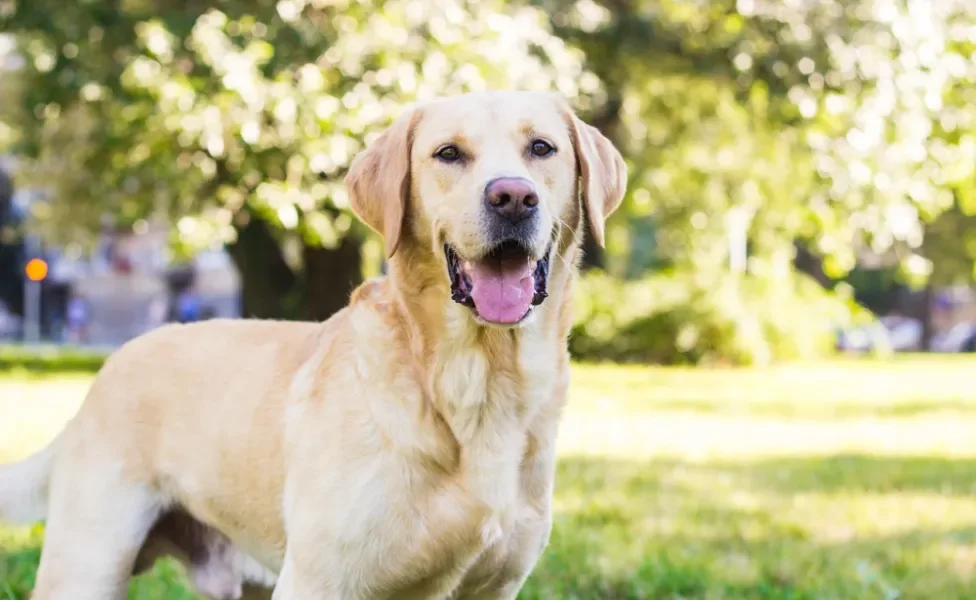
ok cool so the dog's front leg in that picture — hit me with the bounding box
[270,504,380,600]
[459,419,559,600]
[271,552,356,600]
[460,505,553,600]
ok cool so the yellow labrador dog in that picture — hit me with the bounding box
[0,90,626,599]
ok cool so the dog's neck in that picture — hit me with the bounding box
[386,239,577,508]
[387,241,577,418]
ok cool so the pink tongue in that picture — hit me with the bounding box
[467,256,536,324]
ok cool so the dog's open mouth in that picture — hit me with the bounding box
[446,240,550,325]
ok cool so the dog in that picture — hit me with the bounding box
[0,90,626,599]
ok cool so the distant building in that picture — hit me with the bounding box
[47,218,242,346]
[1,166,240,346]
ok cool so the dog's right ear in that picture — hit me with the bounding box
[345,108,421,258]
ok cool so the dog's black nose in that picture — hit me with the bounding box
[484,177,538,224]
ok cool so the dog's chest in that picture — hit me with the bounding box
[433,343,553,507]
[428,349,554,558]
[368,331,559,597]
[398,451,546,600]
[433,340,554,439]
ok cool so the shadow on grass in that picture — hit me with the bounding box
[719,454,976,496]
[3,454,976,599]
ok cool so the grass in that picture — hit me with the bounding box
[0,344,109,376]
[2,356,976,599]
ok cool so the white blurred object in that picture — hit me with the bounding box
[837,316,923,352]
[878,316,924,351]
[0,301,21,339]
[930,321,976,353]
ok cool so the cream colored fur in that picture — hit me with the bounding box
[0,90,626,600]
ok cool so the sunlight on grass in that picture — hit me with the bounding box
[0,377,88,463]
[2,358,976,599]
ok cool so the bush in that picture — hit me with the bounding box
[570,269,869,366]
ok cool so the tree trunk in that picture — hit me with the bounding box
[226,210,364,323]
[301,234,363,323]
[917,285,935,351]
[792,242,832,288]
[227,213,296,320]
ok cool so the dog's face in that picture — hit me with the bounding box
[346,91,626,326]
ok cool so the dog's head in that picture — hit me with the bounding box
[345,90,626,327]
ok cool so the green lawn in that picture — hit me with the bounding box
[2,357,976,599]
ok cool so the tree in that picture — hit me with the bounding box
[0,165,24,318]
[922,197,976,287]
[544,0,976,283]
[550,0,976,363]
[0,0,594,320]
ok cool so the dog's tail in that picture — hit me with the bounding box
[0,434,60,524]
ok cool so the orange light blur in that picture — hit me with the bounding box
[25,258,48,282]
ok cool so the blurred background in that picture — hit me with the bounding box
[2,1,976,598]
[1,0,976,360]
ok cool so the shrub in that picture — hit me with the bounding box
[570,269,869,366]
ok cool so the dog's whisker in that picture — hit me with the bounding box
[548,216,578,272]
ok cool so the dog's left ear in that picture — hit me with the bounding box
[565,110,628,247]
[345,108,421,258]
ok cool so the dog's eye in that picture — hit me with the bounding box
[435,145,462,163]
[530,139,555,157]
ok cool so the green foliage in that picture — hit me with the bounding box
[555,0,976,363]
[922,193,976,286]
[1,0,592,255]
[570,270,867,365]
[0,0,599,320]
[555,0,976,283]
